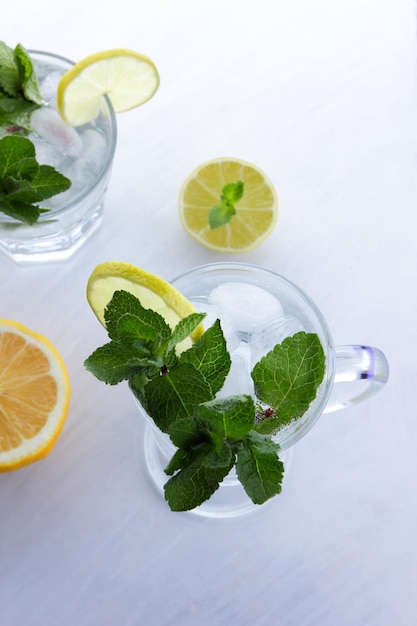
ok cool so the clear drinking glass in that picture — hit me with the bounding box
[138,262,389,518]
[0,51,117,264]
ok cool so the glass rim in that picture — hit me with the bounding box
[170,261,334,342]
[169,261,336,449]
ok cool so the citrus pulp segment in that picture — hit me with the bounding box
[0,319,70,472]
[178,157,278,253]
[57,49,160,126]
[86,261,205,346]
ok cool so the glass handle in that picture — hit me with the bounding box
[323,345,389,414]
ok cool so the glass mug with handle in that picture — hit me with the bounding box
[138,262,389,518]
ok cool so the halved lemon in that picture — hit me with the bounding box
[0,320,70,472]
[179,157,278,253]
[57,49,160,126]
[86,261,204,346]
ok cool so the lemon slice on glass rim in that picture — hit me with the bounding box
[179,157,278,253]
[57,48,160,126]
[86,261,204,348]
[0,319,70,472]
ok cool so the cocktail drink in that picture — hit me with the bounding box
[0,50,117,264]
[84,261,389,517]
[140,263,389,517]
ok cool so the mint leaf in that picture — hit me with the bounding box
[3,166,70,205]
[0,136,71,224]
[208,180,244,229]
[235,431,284,504]
[252,331,325,432]
[0,134,37,177]
[84,341,159,385]
[208,202,236,229]
[0,199,45,224]
[180,319,231,395]
[0,41,20,97]
[30,164,71,199]
[0,97,38,130]
[104,290,171,346]
[141,362,213,432]
[14,44,43,105]
[164,438,234,511]
[167,415,215,450]
[115,312,160,346]
[2,176,41,203]
[167,312,206,352]
[222,180,244,204]
[164,447,193,477]
[0,41,42,128]
[197,395,255,441]
[1,155,39,181]
[165,415,224,475]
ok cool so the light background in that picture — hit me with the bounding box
[1,1,416,625]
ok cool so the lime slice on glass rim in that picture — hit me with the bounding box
[86,261,205,350]
[57,48,160,126]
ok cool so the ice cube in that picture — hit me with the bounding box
[33,138,62,168]
[39,71,62,104]
[31,108,82,157]
[217,341,254,398]
[80,129,107,161]
[63,129,107,188]
[209,282,284,336]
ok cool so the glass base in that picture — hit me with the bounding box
[142,424,294,519]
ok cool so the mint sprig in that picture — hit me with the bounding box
[164,434,235,512]
[84,290,326,511]
[0,41,75,223]
[0,136,71,224]
[208,180,244,229]
[164,396,284,510]
[85,290,205,388]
